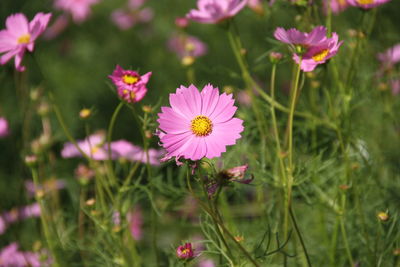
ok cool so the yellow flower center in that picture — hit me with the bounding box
[356,0,374,4]
[191,115,213,136]
[122,74,138,85]
[312,49,330,62]
[17,34,31,44]
[181,248,190,255]
[185,42,195,52]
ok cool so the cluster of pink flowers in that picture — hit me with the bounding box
[54,0,99,23]
[61,132,163,165]
[0,13,51,71]
[0,203,41,235]
[186,0,247,24]
[377,44,400,95]
[274,26,343,72]
[0,243,51,267]
[111,0,153,30]
[157,84,244,163]
[109,65,152,103]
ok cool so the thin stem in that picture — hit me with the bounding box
[289,207,312,267]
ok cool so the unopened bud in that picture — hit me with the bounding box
[145,130,152,139]
[182,56,195,66]
[269,52,283,63]
[79,108,92,119]
[142,105,152,113]
[377,211,389,222]
[25,155,38,167]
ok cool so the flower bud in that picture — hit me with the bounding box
[377,211,389,222]
[269,52,283,63]
[79,108,92,119]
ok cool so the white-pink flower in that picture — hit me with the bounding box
[0,13,51,71]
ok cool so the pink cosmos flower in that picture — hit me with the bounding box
[110,140,163,165]
[186,0,248,24]
[377,44,400,69]
[347,0,391,9]
[111,0,153,30]
[61,132,109,160]
[0,117,9,137]
[0,243,50,267]
[109,65,152,103]
[176,243,194,259]
[323,0,349,14]
[157,84,244,162]
[168,34,208,61]
[54,0,100,23]
[0,13,51,71]
[127,206,143,240]
[275,26,343,72]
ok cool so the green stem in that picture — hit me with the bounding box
[290,207,312,267]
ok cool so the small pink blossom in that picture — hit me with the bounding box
[377,44,400,69]
[61,132,109,160]
[186,0,248,24]
[111,0,153,30]
[275,26,343,72]
[0,117,9,137]
[110,140,163,165]
[108,65,152,103]
[323,0,349,14]
[54,0,100,23]
[127,206,143,240]
[157,84,244,162]
[347,0,391,9]
[168,34,208,60]
[176,242,194,259]
[0,13,51,71]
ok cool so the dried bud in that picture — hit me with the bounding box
[145,130,153,139]
[25,155,38,167]
[142,105,152,113]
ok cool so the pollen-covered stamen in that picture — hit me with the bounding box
[356,0,374,4]
[17,34,31,44]
[191,115,213,136]
[122,74,139,85]
[312,49,330,62]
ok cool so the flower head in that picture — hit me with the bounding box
[186,0,248,24]
[61,132,109,160]
[176,243,194,259]
[0,117,9,138]
[347,0,391,9]
[323,0,349,14]
[127,206,143,240]
[168,34,207,64]
[0,13,51,71]
[377,44,400,69]
[54,0,100,23]
[109,65,152,103]
[110,140,163,165]
[111,0,153,30]
[275,26,343,72]
[157,84,244,162]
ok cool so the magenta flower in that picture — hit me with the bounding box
[110,140,163,165]
[0,117,9,137]
[275,26,343,72]
[157,84,244,162]
[54,0,100,23]
[377,44,400,68]
[186,0,248,24]
[111,0,153,30]
[176,243,194,259]
[61,132,109,160]
[323,0,349,14]
[127,206,143,240]
[347,0,391,9]
[0,13,51,71]
[109,65,152,103]
[168,34,208,62]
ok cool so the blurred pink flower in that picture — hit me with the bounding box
[0,243,50,267]
[377,44,400,69]
[168,34,208,61]
[61,132,109,160]
[54,0,100,23]
[43,15,69,40]
[111,0,153,30]
[109,65,152,103]
[110,140,163,165]
[198,259,215,267]
[323,0,349,14]
[390,79,400,95]
[0,13,51,71]
[0,117,9,137]
[127,206,143,240]
[176,242,194,259]
[275,26,343,72]
[157,84,244,162]
[1,203,41,236]
[25,179,66,198]
[0,217,6,235]
[186,0,248,24]
[347,0,391,9]
[175,17,189,28]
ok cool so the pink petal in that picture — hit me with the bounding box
[200,84,220,117]
[0,30,17,53]
[6,14,29,37]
